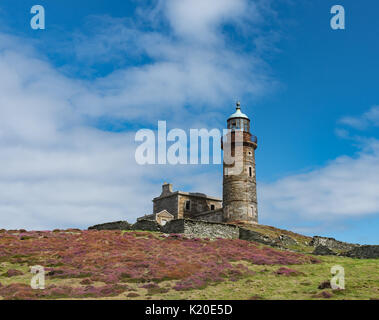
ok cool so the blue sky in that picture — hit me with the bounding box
[0,0,378,244]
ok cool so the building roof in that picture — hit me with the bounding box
[153,191,222,202]
[154,183,222,202]
[228,101,249,120]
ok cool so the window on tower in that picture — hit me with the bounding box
[185,200,191,211]
[249,167,252,177]
[244,120,249,131]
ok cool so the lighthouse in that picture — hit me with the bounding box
[222,102,258,224]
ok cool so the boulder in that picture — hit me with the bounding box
[239,228,277,246]
[312,245,336,256]
[277,234,298,246]
[310,236,358,252]
[318,280,332,290]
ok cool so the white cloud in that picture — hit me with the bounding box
[339,105,379,130]
[0,41,157,228]
[260,138,379,224]
[65,0,275,123]
[161,0,261,43]
[2,0,378,235]
[1,0,276,230]
[261,106,379,228]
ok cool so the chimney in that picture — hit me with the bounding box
[161,182,173,196]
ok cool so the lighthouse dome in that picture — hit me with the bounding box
[228,101,249,120]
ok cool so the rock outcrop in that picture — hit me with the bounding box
[312,245,336,256]
[88,221,132,231]
[87,221,377,257]
[239,228,278,246]
[277,234,298,246]
[310,236,359,252]
[343,245,379,259]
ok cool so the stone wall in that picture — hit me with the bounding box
[87,220,376,257]
[162,219,239,239]
[88,218,237,239]
[88,221,131,231]
[192,209,224,223]
[161,219,184,234]
[131,219,161,232]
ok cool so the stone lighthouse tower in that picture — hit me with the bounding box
[222,102,258,224]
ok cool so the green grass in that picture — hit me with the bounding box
[3,255,377,300]
[141,256,379,300]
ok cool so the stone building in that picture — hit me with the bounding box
[138,183,223,225]
[138,102,258,225]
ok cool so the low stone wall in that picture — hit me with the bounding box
[310,236,359,252]
[88,220,373,254]
[131,219,161,232]
[88,221,131,231]
[185,220,239,239]
[88,219,238,239]
[162,219,239,239]
[161,219,185,234]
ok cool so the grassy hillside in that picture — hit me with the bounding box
[235,222,314,253]
[236,222,312,243]
[0,229,378,300]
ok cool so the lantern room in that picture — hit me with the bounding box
[227,101,250,132]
